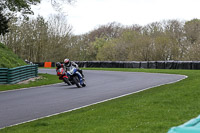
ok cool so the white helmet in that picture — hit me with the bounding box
[64,58,71,67]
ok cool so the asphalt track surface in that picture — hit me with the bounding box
[0,69,186,129]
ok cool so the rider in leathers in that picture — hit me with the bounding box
[63,58,84,79]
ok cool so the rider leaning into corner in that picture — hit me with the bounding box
[63,58,85,79]
[56,58,85,78]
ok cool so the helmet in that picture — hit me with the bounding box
[56,62,61,68]
[64,58,71,67]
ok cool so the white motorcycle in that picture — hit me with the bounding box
[66,66,86,88]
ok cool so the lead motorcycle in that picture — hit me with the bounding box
[66,66,86,88]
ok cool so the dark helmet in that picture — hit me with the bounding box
[56,62,61,68]
[64,58,71,67]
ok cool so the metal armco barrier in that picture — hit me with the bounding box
[0,65,38,84]
[34,61,200,69]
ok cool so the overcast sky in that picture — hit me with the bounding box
[31,0,200,35]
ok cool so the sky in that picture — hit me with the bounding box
[31,0,200,35]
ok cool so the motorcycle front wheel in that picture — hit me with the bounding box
[73,76,82,88]
[81,79,86,87]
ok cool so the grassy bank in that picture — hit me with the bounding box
[1,68,200,133]
[0,74,62,92]
[0,43,26,68]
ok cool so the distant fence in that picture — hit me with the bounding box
[0,64,38,84]
[35,61,200,69]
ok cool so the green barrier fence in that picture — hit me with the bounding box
[168,115,200,133]
[0,64,38,84]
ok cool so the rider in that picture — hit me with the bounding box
[56,62,63,70]
[56,62,64,77]
[63,58,85,79]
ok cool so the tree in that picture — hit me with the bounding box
[151,34,171,61]
[0,0,74,36]
[164,20,185,60]
[1,14,73,62]
[116,30,140,61]
[184,19,200,60]
[184,19,200,45]
[96,40,117,61]
[88,22,123,42]
[0,9,9,35]
[0,0,41,35]
[1,0,73,14]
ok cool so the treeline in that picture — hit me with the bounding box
[1,14,200,62]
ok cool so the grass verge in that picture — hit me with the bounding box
[1,68,200,133]
[0,74,62,92]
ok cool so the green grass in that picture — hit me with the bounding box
[0,43,26,68]
[1,68,200,133]
[0,74,62,92]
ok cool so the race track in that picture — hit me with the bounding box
[0,69,186,128]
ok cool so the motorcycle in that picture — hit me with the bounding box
[56,67,71,85]
[66,66,86,88]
